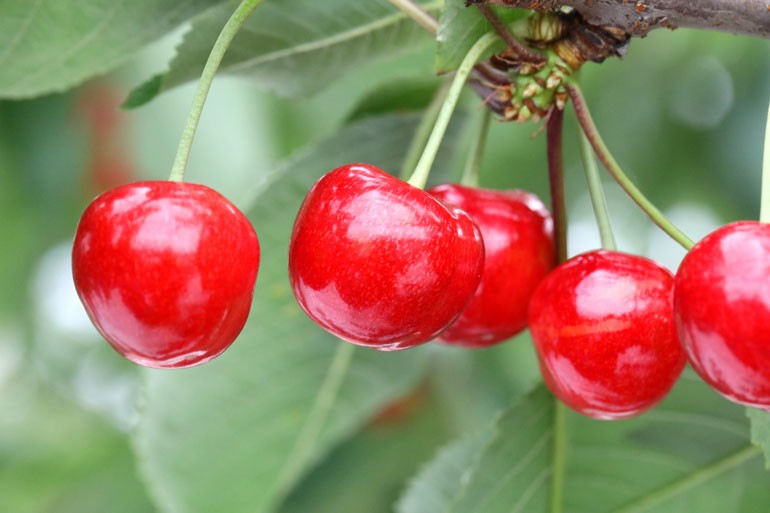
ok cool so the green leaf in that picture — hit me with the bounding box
[133,112,461,513]
[398,386,554,513]
[436,0,526,73]
[397,423,493,513]
[278,387,454,513]
[748,408,770,469]
[563,374,762,513]
[399,374,770,513]
[0,0,226,99]
[122,74,163,109]
[129,0,442,106]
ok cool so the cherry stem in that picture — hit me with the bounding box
[578,128,617,251]
[547,108,568,264]
[566,83,696,251]
[545,107,568,513]
[760,100,770,223]
[406,32,499,190]
[460,107,492,187]
[386,0,439,37]
[168,0,264,182]
[400,79,452,180]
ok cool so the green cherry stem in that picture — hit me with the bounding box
[406,32,499,189]
[578,128,617,250]
[760,100,770,223]
[386,0,439,37]
[400,79,452,180]
[545,107,567,513]
[168,0,264,182]
[566,83,695,251]
[460,107,492,187]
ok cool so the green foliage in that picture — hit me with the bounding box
[399,386,553,513]
[0,0,226,99]
[0,1,769,512]
[401,376,769,513]
[127,0,442,106]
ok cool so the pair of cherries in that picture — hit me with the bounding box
[533,221,770,418]
[71,164,770,420]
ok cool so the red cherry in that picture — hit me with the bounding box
[428,184,554,347]
[674,221,770,410]
[72,181,260,369]
[528,250,686,420]
[288,164,484,350]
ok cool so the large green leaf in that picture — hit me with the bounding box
[399,373,770,513]
[133,111,470,513]
[127,0,443,106]
[748,409,770,469]
[0,0,225,98]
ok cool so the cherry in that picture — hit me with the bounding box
[674,221,770,410]
[288,164,484,350]
[72,181,260,369]
[427,184,555,347]
[528,250,686,420]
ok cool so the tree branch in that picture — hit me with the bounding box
[467,0,770,39]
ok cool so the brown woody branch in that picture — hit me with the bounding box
[467,0,770,39]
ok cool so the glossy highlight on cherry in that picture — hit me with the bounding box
[674,221,770,410]
[428,184,555,347]
[528,250,686,420]
[288,164,484,350]
[72,181,260,369]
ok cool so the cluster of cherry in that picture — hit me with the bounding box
[287,163,770,419]
[70,161,770,420]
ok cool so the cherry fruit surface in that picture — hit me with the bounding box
[428,184,555,347]
[674,221,770,410]
[72,181,260,369]
[528,250,686,419]
[288,164,484,350]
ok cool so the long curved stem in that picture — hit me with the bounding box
[567,83,695,251]
[407,32,499,189]
[168,0,264,182]
[461,107,492,187]
[578,128,617,250]
[760,100,770,223]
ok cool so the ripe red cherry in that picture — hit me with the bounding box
[528,250,686,420]
[428,184,554,347]
[72,181,260,369]
[288,164,484,350]
[674,221,770,410]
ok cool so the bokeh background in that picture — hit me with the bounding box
[0,21,768,512]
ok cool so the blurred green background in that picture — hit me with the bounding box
[0,22,768,512]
